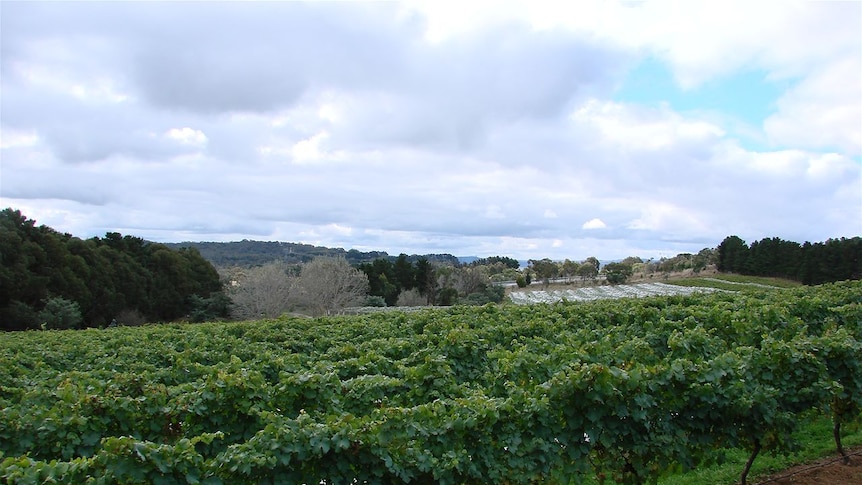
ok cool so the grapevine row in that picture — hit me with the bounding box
[1,281,860,484]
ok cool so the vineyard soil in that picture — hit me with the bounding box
[758,449,862,484]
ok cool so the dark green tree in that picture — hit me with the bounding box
[717,235,749,273]
[602,262,633,285]
[0,208,226,329]
[38,297,83,330]
[469,256,520,269]
[393,253,416,291]
[414,258,437,305]
[358,258,400,306]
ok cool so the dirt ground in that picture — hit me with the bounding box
[754,449,862,485]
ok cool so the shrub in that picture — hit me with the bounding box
[364,295,387,307]
[438,287,459,306]
[39,297,82,330]
[115,308,148,326]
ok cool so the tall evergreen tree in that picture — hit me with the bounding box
[717,235,749,273]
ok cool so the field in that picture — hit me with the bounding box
[509,282,719,304]
[1,281,860,484]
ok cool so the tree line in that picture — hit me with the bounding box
[522,249,718,287]
[0,209,227,331]
[4,206,859,330]
[717,235,862,284]
[356,254,506,307]
[0,209,506,330]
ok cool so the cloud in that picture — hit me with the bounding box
[582,218,607,230]
[1,2,859,261]
[165,128,207,147]
[764,57,862,156]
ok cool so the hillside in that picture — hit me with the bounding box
[164,240,461,268]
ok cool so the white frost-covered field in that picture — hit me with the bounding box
[509,282,718,305]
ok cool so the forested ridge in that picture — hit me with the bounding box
[164,240,460,268]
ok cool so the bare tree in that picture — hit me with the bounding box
[437,266,485,296]
[396,288,425,307]
[228,261,297,319]
[296,257,369,316]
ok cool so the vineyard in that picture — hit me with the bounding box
[1,281,861,484]
[508,282,719,304]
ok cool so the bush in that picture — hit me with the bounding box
[189,293,233,322]
[115,308,148,326]
[364,295,387,307]
[463,285,506,306]
[438,287,459,306]
[39,297,83,330]
[516,276,527,288]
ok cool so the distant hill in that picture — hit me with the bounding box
[165,240,461,268]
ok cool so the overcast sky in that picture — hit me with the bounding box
[2,1,860,261]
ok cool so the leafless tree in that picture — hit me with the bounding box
[228,261,297,319]
[396,288,425,306]
[296,257,369,316]
[457,266,490,295]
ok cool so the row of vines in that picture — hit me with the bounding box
[1,281,861,484]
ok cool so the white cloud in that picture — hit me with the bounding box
[571,99,725,151]
[291,132,341,164]
[0,128,39,149]
[627,201,708,235]
[765,57,862,156]
[166,127,207,146]
[582,218,607,230]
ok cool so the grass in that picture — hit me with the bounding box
[667,273,801,291]
[571,414,862,485]
[658,415,862,485]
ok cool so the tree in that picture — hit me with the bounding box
[469,256,520,269]
[577,262,598,283]
[414,258,437,305]
[358,258,399,306]
[452,266,489,296]
[396,289,425,306]
[228,261,297,319]
[38,296,83,330]
[188,293,232,323]
[717,235,749,273]
[692,248,715,273]
[620,256,643,266]
[296,257,370,316]
[393,253,416,290]
[602,262,633,285]
[438,287,459,306]
[529,259,559,288]
[561,259,579,284]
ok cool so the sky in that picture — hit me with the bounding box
[1,1,860,261]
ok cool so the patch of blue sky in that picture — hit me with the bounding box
[614,57,794,151]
